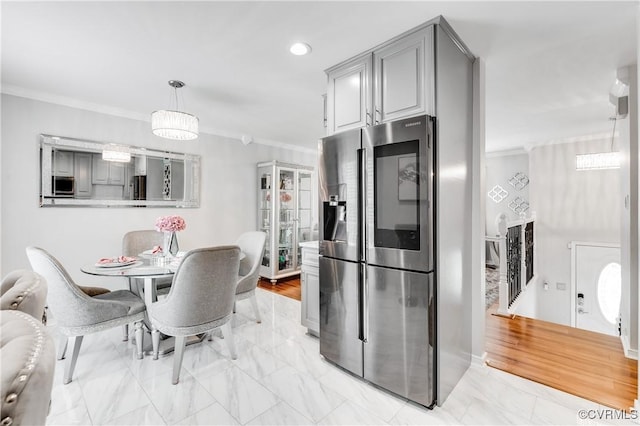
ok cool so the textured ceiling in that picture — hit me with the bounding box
[1,1,637,152]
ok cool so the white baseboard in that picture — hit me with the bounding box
[471,352,487,366]
[621,334,638,360]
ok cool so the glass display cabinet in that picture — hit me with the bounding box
[258,161,314,283]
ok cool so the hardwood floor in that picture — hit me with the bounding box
[485,305,637,411]
[258,275,301,301]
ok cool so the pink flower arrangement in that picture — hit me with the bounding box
[155,215,186,232]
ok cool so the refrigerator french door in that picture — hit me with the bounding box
[319,115,436,408]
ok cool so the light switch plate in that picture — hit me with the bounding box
[556,282,566,290]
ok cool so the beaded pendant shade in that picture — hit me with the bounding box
[151,80,199,141]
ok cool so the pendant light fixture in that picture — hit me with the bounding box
[576,117,620,171]
[151,80,199,140]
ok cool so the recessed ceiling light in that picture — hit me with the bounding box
[290,42,311,56]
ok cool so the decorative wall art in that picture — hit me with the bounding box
[488,185,509,203]
[508,196,530,214]
[508,172,529,191]
[163,158,171,200]
[398,155,419,201]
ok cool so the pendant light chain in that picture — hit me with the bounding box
[610,117,617,152]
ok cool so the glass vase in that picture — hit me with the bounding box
[163,231,179,257]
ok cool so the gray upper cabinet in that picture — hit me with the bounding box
[53,150,74,176]
[74,153,92,198]
[326,55,372,135]
[374,27,433,123]
[325,25,434,135]
[92,155,125,185]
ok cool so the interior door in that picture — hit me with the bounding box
[575,244,621,336]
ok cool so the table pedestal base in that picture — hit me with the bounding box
[139,332,207,357]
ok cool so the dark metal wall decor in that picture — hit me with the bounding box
[507,224,522,307]
[525,221,534,285]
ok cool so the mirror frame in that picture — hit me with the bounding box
[39,134,201,208]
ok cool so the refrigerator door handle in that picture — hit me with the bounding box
[357,148,366,261]
[357,147,368,343]
[360,262,368,343]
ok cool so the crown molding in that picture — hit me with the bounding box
[485,147,528,158]
[1,85,316,154]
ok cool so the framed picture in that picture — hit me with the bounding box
[398,155,419,201]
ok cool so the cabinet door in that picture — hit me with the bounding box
[277,167,295,273]
[108,162,125,185]
[92,155,109,184]
[301,265,320,336]
[373,27,434,123]
[258,165,273,275]
[134,156,147,175]
[296,170,313,266]
[53,150,74,176]
[74,153,92,198]
[326,55,372,135]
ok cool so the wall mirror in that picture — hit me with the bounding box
[39,134,200,208]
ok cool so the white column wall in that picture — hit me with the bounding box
[636,1,640,410]
[620,65,639,359]
[471,57,486,362]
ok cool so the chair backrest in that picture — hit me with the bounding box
[122,230,163,257]
[235,231,267,295]
[1,310,56,426]
[25,246,130,328]
[152,246,240,328]
[0,270,48,321]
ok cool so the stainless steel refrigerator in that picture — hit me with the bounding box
[319,115,435,408]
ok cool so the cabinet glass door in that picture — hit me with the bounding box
[278,168,295,272]
[258,166,272,268]
[297,171,313,262]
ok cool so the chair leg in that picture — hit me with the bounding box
[63,336,83,384]
[122,323,129,342]
[134,322,144,360]
[233,300,236,314]
[221,322,237,360]
[172,336,187,385]
[151,328,160,360]
[57,336,68,360]
[250,294,262,323]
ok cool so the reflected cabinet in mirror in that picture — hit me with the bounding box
[40,135,200,208]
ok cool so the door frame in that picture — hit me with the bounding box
[569,241,621,328]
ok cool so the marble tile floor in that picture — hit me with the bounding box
[46,288,635,425]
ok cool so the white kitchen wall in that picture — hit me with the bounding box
[529,139,621,326]
[0,94,317,290]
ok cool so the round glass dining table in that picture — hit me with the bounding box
[81,252,244,356]
[81,258,181,355]
[81,258,175,305]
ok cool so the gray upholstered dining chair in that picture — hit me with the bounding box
[122,229,173,293]
[1,310,56,426]
[26,246,146,384]
[1,269,48,322]
[234,231,267,323]
[147,246,241,384]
